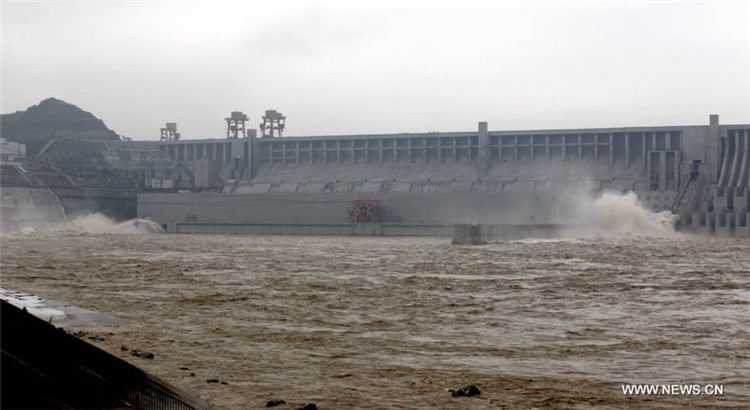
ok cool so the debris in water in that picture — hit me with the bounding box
[266,400,286,407]
[130,350,154,359]
[450,385,481,397]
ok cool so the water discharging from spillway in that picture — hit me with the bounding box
[568,191,679,237]
[65,213,165,234]
[8,213,165,235]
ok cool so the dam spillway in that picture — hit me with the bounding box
[137,115,750,237]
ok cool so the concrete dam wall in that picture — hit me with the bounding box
[139,116,750,237]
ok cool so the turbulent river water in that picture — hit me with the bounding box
[1,215,749,408]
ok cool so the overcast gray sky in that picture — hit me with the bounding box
[2,1,749,140]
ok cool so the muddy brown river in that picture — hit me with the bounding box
[1,227,748,408]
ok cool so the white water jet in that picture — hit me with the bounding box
[9,213,165,235]
[588,191,678,237]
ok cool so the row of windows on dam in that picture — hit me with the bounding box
[255,132,681,167]
[160,130,686,167]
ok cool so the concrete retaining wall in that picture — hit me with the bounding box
[452,223,570,244]
[173,222,451,237]
[139,190,592,231]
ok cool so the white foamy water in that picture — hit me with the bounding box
[66,213,165,234]
[11,213,165,235]
[559,190,679,238]
[591,191,678,236]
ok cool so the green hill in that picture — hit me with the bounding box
[1,98,120,157]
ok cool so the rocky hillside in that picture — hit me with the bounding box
[1,98,120,157]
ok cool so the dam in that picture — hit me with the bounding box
[138,114,750,237]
